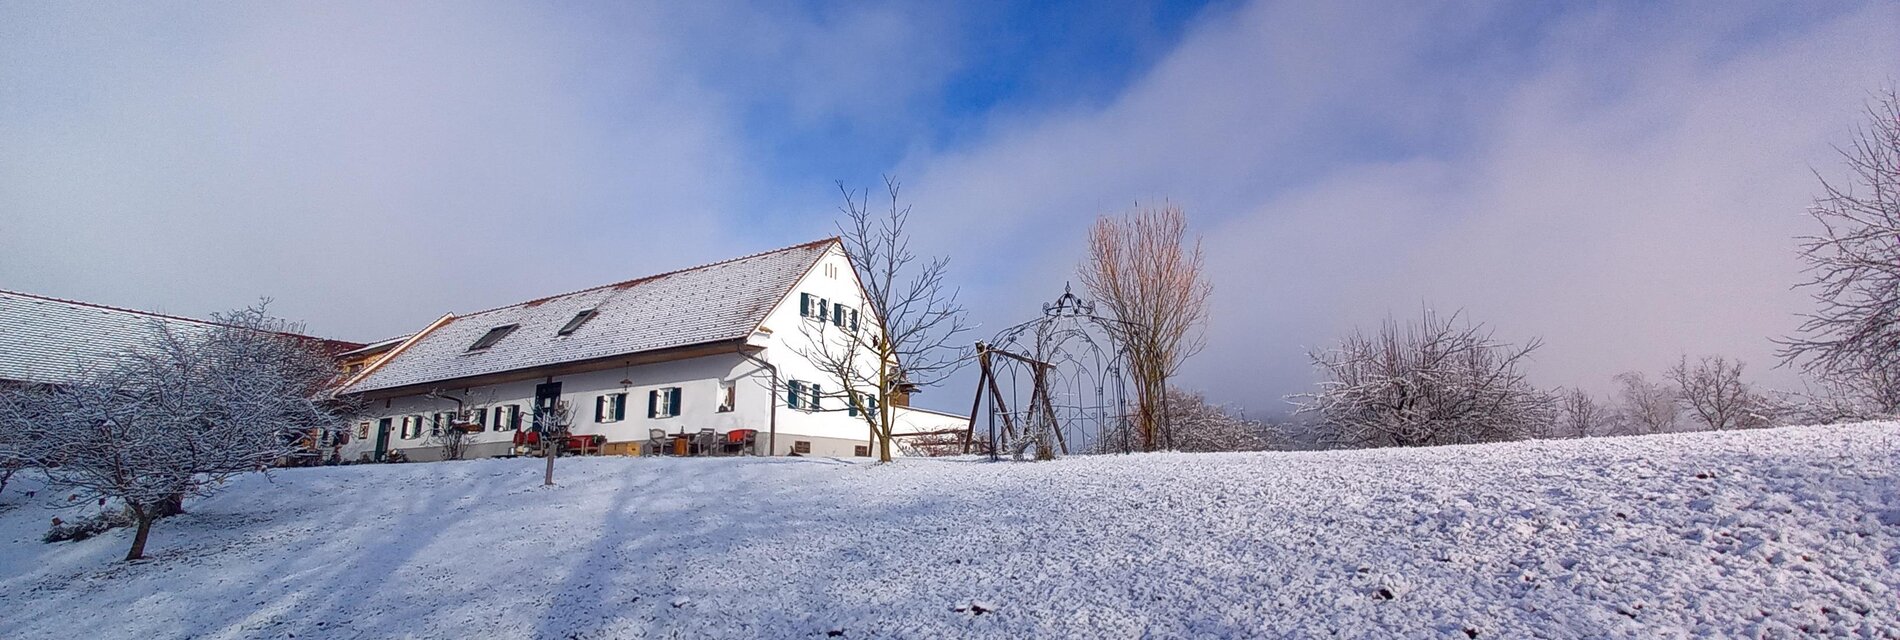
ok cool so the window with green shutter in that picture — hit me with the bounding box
[597,393,628,423]
[646,388,681,418]
[786,380,803,409]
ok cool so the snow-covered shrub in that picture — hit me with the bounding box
[1291,308,1554,448]
[1161,388,1273,452]
[1092,388,1273,453]
[43,510,133,543]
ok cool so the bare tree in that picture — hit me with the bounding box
[1778,87,1900,416]
[1078,204,1213,451]
[1667,355,1775,431]
[533,400,573,486]
[1291,308,1553,448]
[1556,388,1611,438]
[1611,371,1679,435]
[426,409,481,461]
[0,303,346,560]
[797,177,972,463]
[424,391,495,462]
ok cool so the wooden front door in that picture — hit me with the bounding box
[373,417,392,461]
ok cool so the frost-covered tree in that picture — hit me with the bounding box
[1611,371,1678,435]
[1556,388,1611,438]
[0,303,346,560]
[0,384,52,496]
[1667,355,1775,431]
[1292,308,1554,448]
[1778,87,1900,416]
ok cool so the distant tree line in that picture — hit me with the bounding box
[1275,86,1900,450]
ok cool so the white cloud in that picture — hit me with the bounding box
[899,1,1900,412]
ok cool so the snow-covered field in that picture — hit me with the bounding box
[2,423,1898,639]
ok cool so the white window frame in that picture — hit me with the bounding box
[495,405,521,432]
[653,387,680,418]
[598,393,627,423]
[718,381,735,413]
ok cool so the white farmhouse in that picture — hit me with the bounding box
[335,238,965,462]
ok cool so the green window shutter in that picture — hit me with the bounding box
[647,390,659,418]
[810,383,821,411]
[669,388,682,416]
[787,381,801,408]
[614,394,626,421]
[595,396,606,421]
[850,309,859,331]
[800,293,810,317]
[848,394,858,417]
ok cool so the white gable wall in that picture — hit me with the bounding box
[756,244,887,455]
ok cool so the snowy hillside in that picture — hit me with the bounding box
[2,423,1898,639]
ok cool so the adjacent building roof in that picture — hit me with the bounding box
[0,289,362,385]
[343,238,837,394]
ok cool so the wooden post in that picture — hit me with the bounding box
[963,343,989,455]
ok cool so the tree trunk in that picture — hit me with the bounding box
[543,440,556,486]
[126,505,153,561]
[876,352,895,463]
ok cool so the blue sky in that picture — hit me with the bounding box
[3,1,1896,414]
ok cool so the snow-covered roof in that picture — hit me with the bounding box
[0,290,362,385]
[337,334,411,358]
[344,238,836,394]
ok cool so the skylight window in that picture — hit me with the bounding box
[557,309,597,336]
[468,324,518,351]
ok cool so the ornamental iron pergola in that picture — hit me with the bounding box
[963,285,1159,460]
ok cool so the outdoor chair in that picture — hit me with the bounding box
[645,429,669,456]
[693,428,717,456]
[722,429,758,456]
